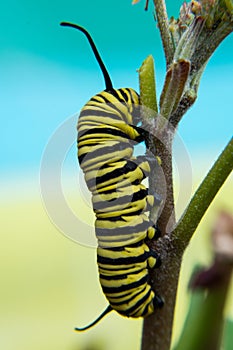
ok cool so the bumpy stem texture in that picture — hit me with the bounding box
[153,0,174,67]
[141,236,182,350]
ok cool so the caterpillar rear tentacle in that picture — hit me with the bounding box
[61,21,163,331]
[75,305,113,331]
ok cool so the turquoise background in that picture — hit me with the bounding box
[1,0,232,175]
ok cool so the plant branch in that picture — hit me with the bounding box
[153,0,175,67]
[174,138,233,250]
[155,134,176,234]
[170,63,206,128]
[138,56,176,235]
[169,1,233,127]
[141,234,182,350]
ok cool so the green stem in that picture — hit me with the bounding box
[173,138,233,249]
[153,0,174,67]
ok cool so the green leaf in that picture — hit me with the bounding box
[138,55,158,117]
[159,59,190,120]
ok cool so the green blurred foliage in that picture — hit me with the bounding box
[223,319,233,350]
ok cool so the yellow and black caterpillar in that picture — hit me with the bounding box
[60,22,163,330]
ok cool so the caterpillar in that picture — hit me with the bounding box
[60,22,163,331]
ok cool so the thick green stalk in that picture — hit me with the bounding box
[174,138,233,249]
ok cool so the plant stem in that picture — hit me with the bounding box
[174,138,233,250]
[169,62,207,128]
[141,235,182,350]
[155,135,176,234]
[153,0,174,67]
[141,139,233,350]
[138,56,176,235]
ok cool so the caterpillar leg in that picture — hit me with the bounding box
[153,294,164,309]
[133,155,150,176]
[147,224,161,240]
[144,193,161,213]
[146,152,162,168]
[147,249,164,309]
[147,248,161,269]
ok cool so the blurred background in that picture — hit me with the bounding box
[1,1,232,349]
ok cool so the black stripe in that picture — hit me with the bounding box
[93,177,141,195]
[90,95,111,104]
[130,125,145,142]
[99,158,137,179]
[96,220,151,236]
[98,266,143,275]
[86,158,136,189]
[124,288,152,316]
[93,189,148,211]
[78,141,99,148]
[97,251,149,265]
[125,88,140,104]
[95,188,117,195]
[107,89,126,103]
[94,158,126,170]
[109,284,147,304]
[78,127,131,141]
[118,88,131,103]
[78,141,129,165]
[99,266,144,281]
[100,272,125,281]
[79,108,122,121]
[123,88,141,125]
[140,302,150,317]
[95,159,137,185]
[90,94,127,119]
[101,274,148,293]
[96,208,146,221]
[98,236,143,245]
[79,115,143,143]
[98,240,144,251]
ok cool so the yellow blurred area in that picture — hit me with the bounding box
[1,172,232,350]
[1,187,142,350]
